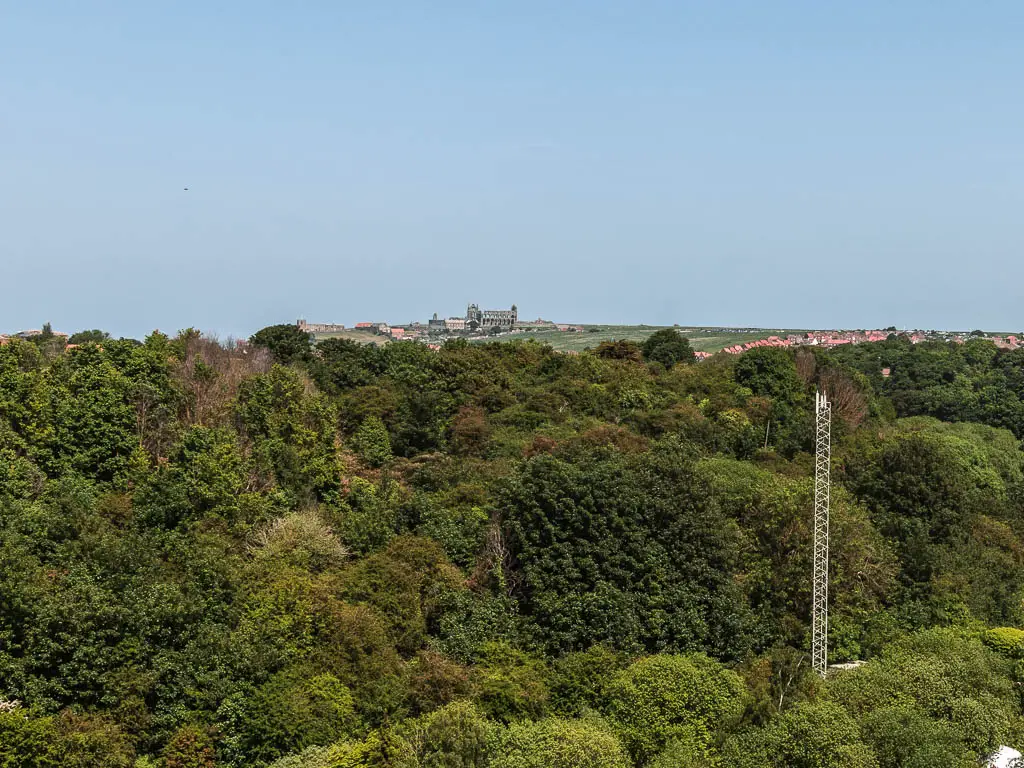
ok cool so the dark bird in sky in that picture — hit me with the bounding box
[184,187,189,191]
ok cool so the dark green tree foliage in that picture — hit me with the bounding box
[4,329,1024,767]
[733,347,803,401]
[731,347,813,454]
[312,338,382,393]
[67,329,111,345]
[548,645,627,716]
[641,328,695,368]
[47,342,147,482]
[501,443,753,656]
[724,700,880,768]
[843,420,1024,625]
[218,667,357,764]
[830,338,1024,438]
[250,323,314,365]
[594,339,643,362]
[235,364,341,504]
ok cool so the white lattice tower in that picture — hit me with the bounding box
[812,389,831,678]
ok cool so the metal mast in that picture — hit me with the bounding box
[812,389,832,678]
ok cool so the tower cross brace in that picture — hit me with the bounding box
[812,389,832,678]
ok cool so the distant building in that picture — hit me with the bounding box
[355,322,375,329]
[445,317,467,332]
[297,319,346,334]
[514,317,556,329]
[467,303,518,330]
[15,329,67,341]
[428,313,447,332]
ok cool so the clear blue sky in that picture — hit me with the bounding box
[3,1,1023,338]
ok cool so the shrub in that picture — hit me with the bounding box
[982,627,1024,659]
[353,416,393,468]
[605,654,746,763]
[395,700,492,768]
[490,717,631,768]
[472,643,549,724]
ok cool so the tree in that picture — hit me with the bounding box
[605,654,747,763]
[251,323,314,365]
[500,447,752,656]
[594,340,643,362]
[845,426,1008,593]
[733,347,803,401]
[68,330,110,345]
[235,364,342,504]
[394,700,491,768]
[162,725,217,768]
[219,667,357,764]
[471,642,550,723]
[641,329,695,367]
[313,338,381,393]
[490,718,631,768]
[352,415,393,467]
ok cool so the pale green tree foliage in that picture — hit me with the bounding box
[722,701,879,768]
[393,700,492,767]
[490,717,631,768]
[353,415,393,467]
[605,654,747,763]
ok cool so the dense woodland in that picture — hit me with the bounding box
[3,325,1024,767]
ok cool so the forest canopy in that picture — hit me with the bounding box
[2,327,1024,766]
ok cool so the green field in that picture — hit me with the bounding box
[488,325,803,353]
[313,325,805,354]
[312,329,390,346]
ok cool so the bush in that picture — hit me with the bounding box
[490,717,631,768]
[605,654,746,763]
[548,645,626,717]
[219,666,358,764]
[472,643,550,724]
[641,329,695,368]
[982,627,1024,659]
[353,416,393,467]
[723,701,879,768]
[163,724,217,768]
[395,700,492,767]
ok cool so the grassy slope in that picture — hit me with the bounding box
[312,329,390,346]
[497,325,804,353]
[313,326,807,353]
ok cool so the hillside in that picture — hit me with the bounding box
[492,325,805,353]
[312,325,806,354]
[2,326,1024,767]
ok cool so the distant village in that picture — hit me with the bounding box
[0,327,72,347]
[297,303,585,347]
[2,314,1022,358]
[292,304,1024,357]
[692,329,1023,361]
